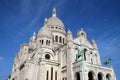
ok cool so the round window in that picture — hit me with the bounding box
[45,54,50,59]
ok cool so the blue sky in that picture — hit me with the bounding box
[0,0,120,79]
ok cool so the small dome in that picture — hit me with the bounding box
[47,17,65,28]
[38,25,52,38]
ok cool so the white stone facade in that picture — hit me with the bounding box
[9,7,116,80]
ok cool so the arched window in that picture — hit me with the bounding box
[48,40,50,46]
[55,36,58,42]
[51,26,54,29]
[46,40,48,45]
[63,38,65,44]
[46,71,49,80]
[59,36,62,43]
[55,27,58,29]
[39,40,41,43]
[53,36,54,42]
[83,49,87,60]
[42,39,44,45]
[51,67,53,80]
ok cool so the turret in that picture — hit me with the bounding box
[77,28,87,38]
[67,30,73,42]
[29,32,36,51]
[30,32,36,42]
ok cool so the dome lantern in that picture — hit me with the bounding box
[52,7,56,17]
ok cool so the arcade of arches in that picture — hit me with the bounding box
[74,71,112,80]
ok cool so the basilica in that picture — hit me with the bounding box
[9,7,116,80]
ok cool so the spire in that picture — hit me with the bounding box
[52,7,56,17]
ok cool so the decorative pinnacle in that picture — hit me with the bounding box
[91,38,96,44]
[44,17,48,25]
[67,29,72,35]
[52,7,56,17]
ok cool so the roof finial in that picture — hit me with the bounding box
[52,7,56,17]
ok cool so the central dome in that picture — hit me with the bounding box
[47,7,65,29]
[47,17,65,28]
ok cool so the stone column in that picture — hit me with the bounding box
[38,62,45,80]
[85,71,88,80]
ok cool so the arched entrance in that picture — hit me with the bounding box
[74,72,80,80]
[106,74,112,80]
[98,72,104,80]
[88,71,95,80]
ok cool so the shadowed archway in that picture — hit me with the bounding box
[74,72,80,80]
[98,72,104,80]
[88,71,95,80]
[106,74,112,80]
